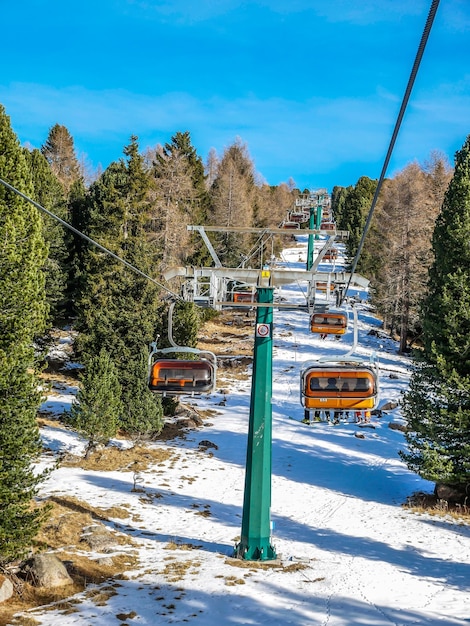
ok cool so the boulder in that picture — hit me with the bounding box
[21,554,73,588]
[0,575,14,603]
[198,440,218,450]
[379,400,399,412]
[388,421,407,432]
[80,524,117,552]
[175,405,203,426]
[434,483,470,504]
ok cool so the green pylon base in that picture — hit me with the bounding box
[234,537,277,561]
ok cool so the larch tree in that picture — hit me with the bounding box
[372,163,438,350]
[424,150,453,202]
[205,147,219,190]
[151,139,196,271]
[400,136,470,501]
[208,138,256,267]
[41,124,81,196]
[0,105,49,564]
[147,132,211,270]
[252,182,296,265]
[253,182,294,229]
[153,131,212,268]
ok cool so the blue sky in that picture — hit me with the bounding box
[1,1,469,192]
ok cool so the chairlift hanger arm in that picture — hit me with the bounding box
[311,236,337,271]
[186,225,222,268]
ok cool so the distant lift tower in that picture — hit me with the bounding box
[306,190,328,270]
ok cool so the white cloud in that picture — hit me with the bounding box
[1,80,468,186]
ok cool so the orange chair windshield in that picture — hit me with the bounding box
[233,292,256,303]
[302,369,377,410]
[149,359,214,393]
[310,313,347,334]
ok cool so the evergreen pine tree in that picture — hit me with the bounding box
[158,301,201,350]
[76,137,163,439]
[421,141,470,376]
[343,176,377,265]
[24,147,69,325]
[0,105,49,564]
[69,349,122,457]
[64,178,88,319]
[401,136,470,501]
[121,349,163,444]
[331,185,351,231]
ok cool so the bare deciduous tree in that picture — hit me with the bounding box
[372,157,452,351]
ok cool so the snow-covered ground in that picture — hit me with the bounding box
[25,235,470,625]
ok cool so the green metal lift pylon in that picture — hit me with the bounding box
[235,283,276,561]
[306,199,323,270]
[315,197,323,234]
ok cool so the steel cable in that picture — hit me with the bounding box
[341,0,441,304]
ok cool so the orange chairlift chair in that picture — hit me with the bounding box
[310,311,348,336]
[300,361,379,421]
[148,345,216,395]
[281,221,301,230]
[289,210,309,224]
[301,305,379,421]
[233,291,257,303]
[323,248,338,261]
[315,280,336,293]
[147,302,217,395]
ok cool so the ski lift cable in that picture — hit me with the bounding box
[341,0,440,304]
[237,229,272,268]
[0,176,184,301]
[278,249,309,302]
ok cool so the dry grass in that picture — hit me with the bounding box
[0,495,139,626]
[36,495,134,544]
[223,575,246,586]
[164,541,203,551]
[159,557,201,583]
[404,491,470,521]
[224,557,309,572]
[60,444,174,472]
[198,310,255,357]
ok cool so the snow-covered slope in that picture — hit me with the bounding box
[25,235,470,626]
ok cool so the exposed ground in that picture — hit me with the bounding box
[0,308,256,626]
